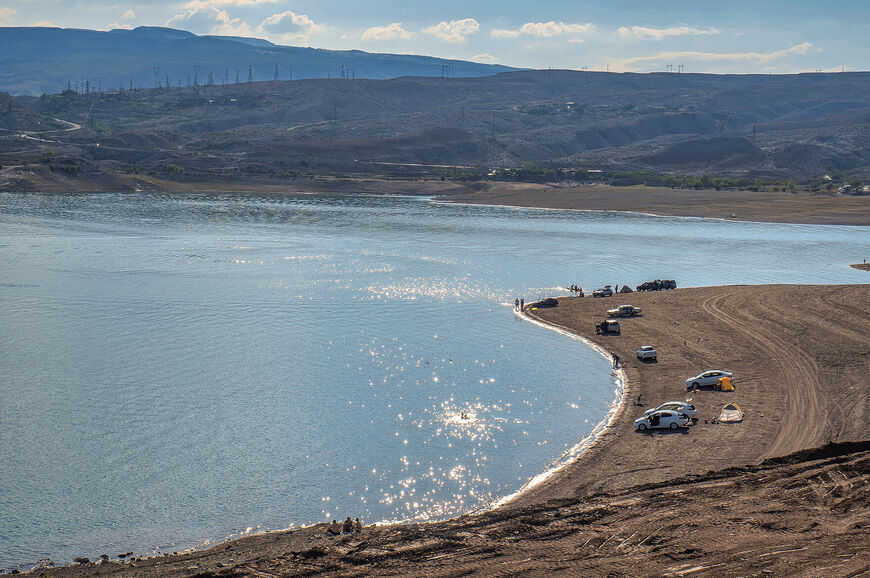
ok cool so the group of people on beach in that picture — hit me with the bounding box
[567,284,584,296]
[325,516,363,536]
[514,298,525,311]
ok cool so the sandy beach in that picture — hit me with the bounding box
[440,182,870,226]
[43,284,870,577]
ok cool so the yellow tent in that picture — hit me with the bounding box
[716,376,734,391]
[718,403,744,422]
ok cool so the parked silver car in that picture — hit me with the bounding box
[636,345,657,360]
[685,370,732,390]
[634,410,690,431]
[643,401,696,419]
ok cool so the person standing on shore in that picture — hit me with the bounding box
[515,298,519,311]
[612,353,620,369]
[520,298,524,311]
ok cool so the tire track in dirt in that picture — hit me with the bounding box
[701,288,826,458]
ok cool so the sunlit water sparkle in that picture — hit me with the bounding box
[1,192,868,569]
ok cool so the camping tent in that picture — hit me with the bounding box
[619,285,633,293]
[716,376,734,391]
[718,403,744,422]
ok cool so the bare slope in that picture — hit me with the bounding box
[4,70,870,184]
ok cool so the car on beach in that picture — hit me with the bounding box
[644,401,696,419]
[636,345,657,360]
[685,370,733,390]
[592,286,614,297]
[634,410,690,431]
[594,319,621,334]
[608,304,642,317]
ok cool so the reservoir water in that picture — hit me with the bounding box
[1,192,868,568]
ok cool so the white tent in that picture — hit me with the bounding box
[718,403,744,423]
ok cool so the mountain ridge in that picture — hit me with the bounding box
[0,26,515,96]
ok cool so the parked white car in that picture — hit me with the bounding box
[644,401,696,419]
[634,410,690,431]
[636,345,657,360]
[685,370,733,390]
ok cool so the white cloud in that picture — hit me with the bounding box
[423,18,479,43]
[618,25,720,41]
[362,22,411,42]
[612,42,816,71]
[108,22,134,30]
[259,10,323,42]
[122,9,135,20]
[492,21,593,39]
[166,6,250,36]
[33,20,57,27]
[0,7,15,25]
[491,28,520,39]
[470,53,497,63]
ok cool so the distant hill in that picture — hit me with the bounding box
[3,69,870,185]
[640,137,766,170]
[0,26,515,96]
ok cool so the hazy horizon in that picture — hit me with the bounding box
[1,1,868,75]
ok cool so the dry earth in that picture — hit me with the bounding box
[26,285,870,577]
[442,182,870,225]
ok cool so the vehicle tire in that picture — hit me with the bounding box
[637,423,647,431]
[669,422,679,430]
[691,381,700,389]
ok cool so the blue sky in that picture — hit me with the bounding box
[1,0,868,73]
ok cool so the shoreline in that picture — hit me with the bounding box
[5,174,870,226]
[490,308,626,509]
[22,284,870,576]
[437,182,870,226]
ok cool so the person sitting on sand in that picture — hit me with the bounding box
[326,520,342,535]
[343,516,353,534]
[353,518,362,533]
